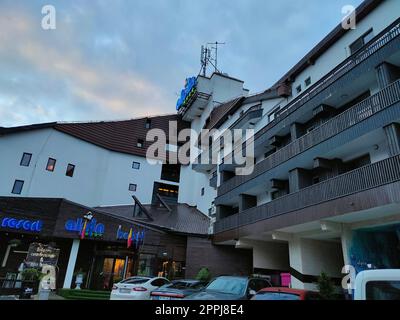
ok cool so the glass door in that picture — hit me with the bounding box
[102,258,114,290]
[113,258,125,284]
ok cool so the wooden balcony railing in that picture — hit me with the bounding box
[257,17,400,140]
[215,154,400,233]
[219,17,400,184]
[218,79,400,196]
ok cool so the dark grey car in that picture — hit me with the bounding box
[150,280,208,300]
[185,276,272,300]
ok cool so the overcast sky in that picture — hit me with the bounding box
[0,0,363,127]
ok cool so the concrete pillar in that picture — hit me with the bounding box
[375,62,400,89]
[253,241,289,272]
[288,168,312,193]
[341,226,353,267]
[239,194,257,212]
[384,123,400,156]
[288,237,344,290]
[290,122,305,141]
[63,239,80,289]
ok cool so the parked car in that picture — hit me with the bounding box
[110,276,170,300]
[354,269,400,300]
[150,280,208,300]
[251,287,323,300]
[185,276,272,300]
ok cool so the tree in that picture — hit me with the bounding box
[317,272,336,300]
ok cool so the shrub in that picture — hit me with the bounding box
[317,272,336,300]
[196,267,211,282]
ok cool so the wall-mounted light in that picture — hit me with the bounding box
[373,144,379,150]
[83,211,94,221]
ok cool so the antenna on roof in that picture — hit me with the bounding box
[208,41,225,74]
[199,41,225,77]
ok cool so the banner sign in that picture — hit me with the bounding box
[25,243,60,269]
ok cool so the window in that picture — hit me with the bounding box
[11,180,24,194]
[296,85,302,94]
[248,279,271,293]
[253,292,300,300]
[137,139,144,148]
[20,153,32,167]
[305,77,311,87]
[129,184,137,192]
[349,29,373,55]
[312,176,320,184]
[268,106,280,123]
[132,161,140,170]
[366,281,400,300]
[120,278,149,285]
[165,144,178,152]
[66,164,75,177]
[161,163,180,182]
[201,187,205,196]
[151,278,170,287]
[46,158,56,172]
[145,119,151,129]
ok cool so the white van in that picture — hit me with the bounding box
[354,269,400,300]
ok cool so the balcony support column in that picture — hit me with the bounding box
[384,123,400,156]
[239,194,257,212]
[290,122,305,141]
[216,205,232,220]
[375,62,400,89]
[288,168,312,193]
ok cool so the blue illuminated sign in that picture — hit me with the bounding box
[116,225,145,241]
[176,76,197,110]
[65,218,105,238]
[0,217,43,233]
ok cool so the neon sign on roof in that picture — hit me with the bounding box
[176,77,197,111]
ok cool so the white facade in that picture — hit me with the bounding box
[178,73,250,215]
[0,128,178,207]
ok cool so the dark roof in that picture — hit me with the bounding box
[272,0,383,87]
[97,203,210,236]
[0,115,190,158]
[204,97,245,130]
[0,122,57,134]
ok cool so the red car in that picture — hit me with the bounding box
[251,287,323,300]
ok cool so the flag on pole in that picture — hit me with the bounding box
[80,220,87,239]
[127,228,133,248]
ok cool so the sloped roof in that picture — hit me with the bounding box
[0,115,190,158]
[203,97,245,130]
[97,203,210,236]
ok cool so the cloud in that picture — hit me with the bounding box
[0,0,364,126]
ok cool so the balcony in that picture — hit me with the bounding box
[257,17,400,140]
[230,104,263,130]
[217,79,400,196]
[192,151,217,173]
[219,18,400,175]
[215,154,400,234]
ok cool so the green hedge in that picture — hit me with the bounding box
[58,289,111,300]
